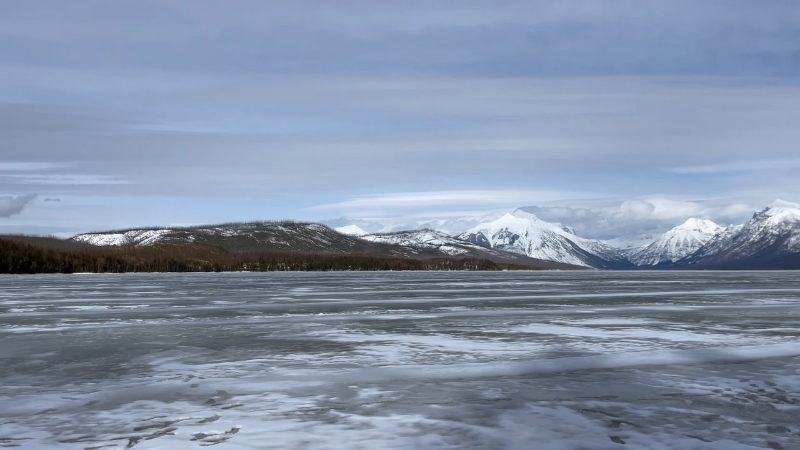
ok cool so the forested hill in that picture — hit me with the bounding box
[0,237,523,274]
[68,221,576,268]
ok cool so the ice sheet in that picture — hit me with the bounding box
[1,271,799,449]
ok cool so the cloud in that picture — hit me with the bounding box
[518,198,750,239]
[669,159,800,174]
[309,189,598,217]
[1,3,799,233]
[0,162,72,171]
[0,193,37,218]
[4,76,800,198]
[316,195,772,239]
[1,1,798,77]
[320,213,504,235]
[617,200,656,220]
[1,174,132,185]
[316,196,765,239]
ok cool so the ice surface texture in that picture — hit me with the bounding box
[1,271,799,449]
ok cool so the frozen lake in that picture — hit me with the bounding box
[1,271,799,449]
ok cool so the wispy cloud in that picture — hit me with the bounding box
[0,162,73,171]
[669,159,800,174]
[310,189,598,214]
[1,174,132,185]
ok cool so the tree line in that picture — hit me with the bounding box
[0,238,501,274]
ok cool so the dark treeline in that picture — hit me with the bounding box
[0,238,501,274]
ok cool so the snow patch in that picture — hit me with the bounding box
[335,225,368,236]
[72,229,172,246]
[361,230,480,256]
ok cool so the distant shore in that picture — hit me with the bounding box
[0,237,543,274]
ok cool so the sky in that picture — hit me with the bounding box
[1,1,800,239]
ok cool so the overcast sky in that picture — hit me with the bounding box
[1,1,799,238]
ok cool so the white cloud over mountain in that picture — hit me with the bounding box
[322,196,764,242]
[516,199,757,240]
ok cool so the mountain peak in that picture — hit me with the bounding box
[677,218,722,234]
[457,211,629,268]
[759,199,800,224]
[675,199,800,268]
[628,218,724,266]
[769,199,800,209]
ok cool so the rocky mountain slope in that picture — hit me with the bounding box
[457,211,632,269]
[627,218,724,266]
[674,200,800,269]
[361,229,581,269]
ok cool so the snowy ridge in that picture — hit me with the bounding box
[723,199,800,257]
[69,222,374,254]
[457,210,629,268]
[362,229,490,256]
[676,199,800,268]
[681,224,743,262]
[759,199,800,229]
[73,229,173,246]
[627,218,724,266]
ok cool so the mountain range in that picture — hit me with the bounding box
[69,221,582,270]
[449,200,800,270]
[673,200,800,269]
[43,199,800,271]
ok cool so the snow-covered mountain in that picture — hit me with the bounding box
[676,200,800,269]
[334,224,367,236]
[68,200,800,270]
[627,218,724,266]
[457,211,631,268]
[361,229,584,269]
